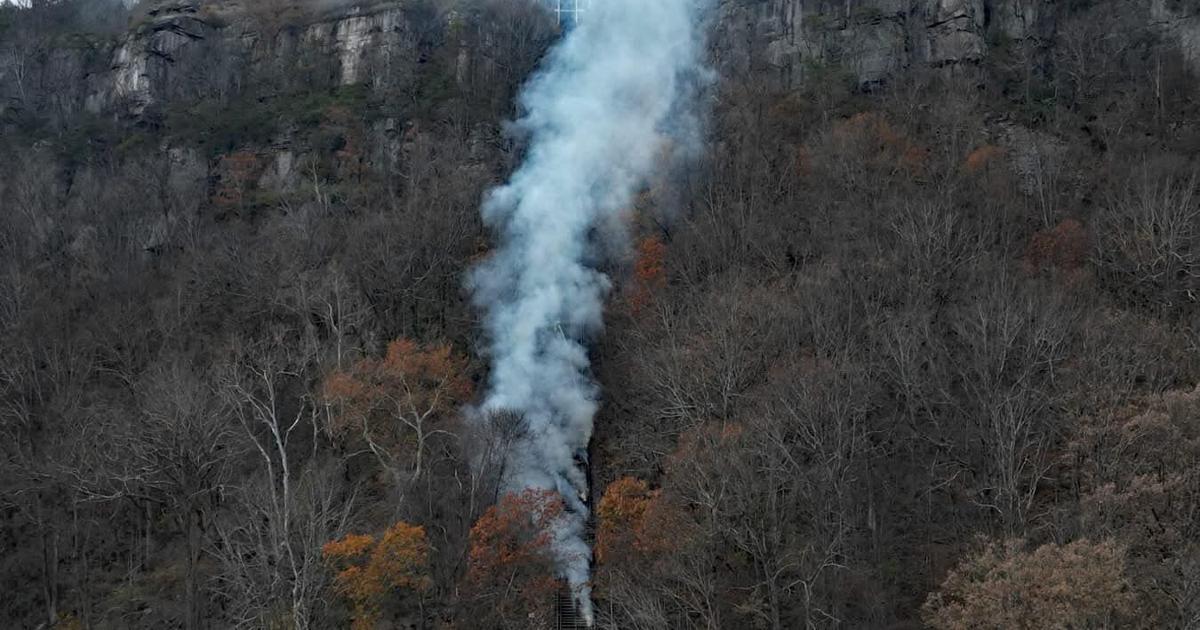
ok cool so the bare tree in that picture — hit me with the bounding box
[219,334,318,616]
[0,36,32,105]
[1095,173,1199,312]
[211,464,353,630]
[948,276,1074,533]
[0,340,92,628]
[68,361,236,630]
[214,333,355,628]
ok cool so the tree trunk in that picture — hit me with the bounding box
[38,495,58,627]
[184,508,201,630]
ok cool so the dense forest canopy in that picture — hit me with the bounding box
[2,0,1200,628]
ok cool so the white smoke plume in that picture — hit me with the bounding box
[468,0,712,621]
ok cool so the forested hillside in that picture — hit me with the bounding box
[2,0,1199,628]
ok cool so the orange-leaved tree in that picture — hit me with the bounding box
[596,477,654,564]
[829,111,927,175]
[462,488,565,630]
[321,339,471,484]
[627,235,667,315]
[322,521,432,630]
[595,476,680,565]
[963,144,1004,174]
[1023,218,1089,274]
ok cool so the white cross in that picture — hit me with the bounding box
[552,0,589,26]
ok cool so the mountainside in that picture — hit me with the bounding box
[2,0,1200,628]
[8,0,1200,195]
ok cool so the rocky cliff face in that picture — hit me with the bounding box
[0,0,527,203]
[77,1,425,115]
[713,0,1060,88]
[13,0,1200,122]
[712,0,1200,93]
[4,0,1198,205]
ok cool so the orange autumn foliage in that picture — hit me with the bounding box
[321,339,471,477]
[322,339,472,417]
[464,489,564,628]
[467,489,562,582]
[831,111,928,175]
[323,533,375,562]
[1023,218,1089,273]
[964,144,1005,173]
[635,236,667,286]
[596,477,653,564]
[834,112,903,145]
[323,521,432,630]
[595,476,680,564]
[627,235,667,314]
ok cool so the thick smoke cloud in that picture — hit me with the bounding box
[468,0,712,620]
